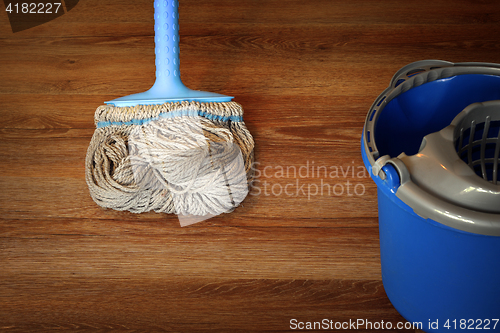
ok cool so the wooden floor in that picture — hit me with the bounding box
[1,0,500,332]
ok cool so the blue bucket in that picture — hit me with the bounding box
[362,60,500,332]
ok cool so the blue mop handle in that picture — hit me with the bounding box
[105,0,233,106]
[153,0,184,91]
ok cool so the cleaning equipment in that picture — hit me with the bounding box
[85,0,254,223]
[362,60,500,332]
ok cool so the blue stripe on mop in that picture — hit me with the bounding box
[96,110,243,128]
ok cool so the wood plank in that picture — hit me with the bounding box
[0,218,380,280]
[0,127,378,220]
[0,94,373,129]
[1,0,500,38]
[2,24,500,96]
[0,177,378,220]
[0,277,414,332]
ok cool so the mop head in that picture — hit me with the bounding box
[85,101,254,217]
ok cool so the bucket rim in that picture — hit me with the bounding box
[362,60,500,236]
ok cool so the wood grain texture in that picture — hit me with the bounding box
[2,0,500,331]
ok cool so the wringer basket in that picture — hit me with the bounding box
[361,60,500,332]
[455,102,500,184]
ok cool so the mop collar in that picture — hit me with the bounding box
[97,110,243,128]
[94,100,246,129]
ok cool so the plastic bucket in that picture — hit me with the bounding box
[362,60,500,332]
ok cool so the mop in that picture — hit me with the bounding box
[85,0,254,221]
